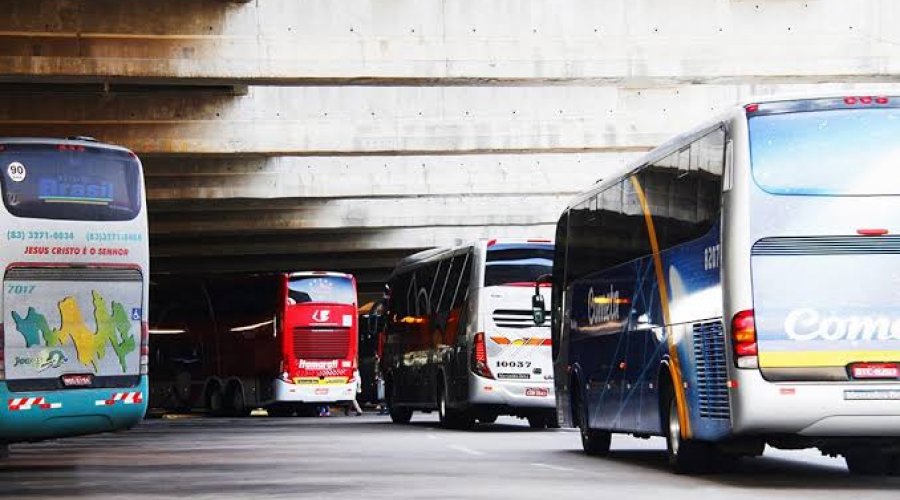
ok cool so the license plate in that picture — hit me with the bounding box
[850,363,899,379]
[61,374,93,387]
[525,388,548,397]
[315,388,329,395]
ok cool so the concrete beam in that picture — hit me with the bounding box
[148,194,569,234]
[143,152,636,200]
[5,83,900,154]
[150,224,558,258]
[1,1,899,84]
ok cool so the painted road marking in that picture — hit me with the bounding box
[449,444,485,456]
[531,462,576,472]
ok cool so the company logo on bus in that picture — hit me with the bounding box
[784,308,900,342]
[587,286,624,325]
[311,309,331,323]
[298,359,339,370]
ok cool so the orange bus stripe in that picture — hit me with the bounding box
[629,176,692,439]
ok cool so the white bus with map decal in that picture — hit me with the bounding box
[0,137,148,455]
[380,238,557,429]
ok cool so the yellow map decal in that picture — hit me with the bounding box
[12,291,136,373]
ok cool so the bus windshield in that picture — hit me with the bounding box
[288,276,355,304]
[484,244,553,287]
[0,143,142,221]
[749,108,900,196]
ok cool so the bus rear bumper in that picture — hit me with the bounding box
[273,379,356,404]
[0,377,148,443]
[731,370,900,437]
[468,375,555,409]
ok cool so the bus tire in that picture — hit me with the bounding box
[664,391,710,474]
[438,380,473,430]
[227,382,250,417]
[205,384,224,417]
[527,415,547,429]
[845,451,890,476]
[573,380,611,456]
[478,413,498,424]
[387,379,412,424]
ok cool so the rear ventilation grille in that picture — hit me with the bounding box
[752,236,900,256]
[692,321,730,420]
[293,327,349,360]
[491,309,547,329]
[5,267,142,281]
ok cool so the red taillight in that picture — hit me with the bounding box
[731,310,757,367]
[876,96,890,104]
[140,321,149,375]
[472,332,494,379]
[844,97,858,105]
[58,144,85,152]
[487,239,497,247]
[745,103,759,113]
[0,323,5,381]
[857,228,889,236]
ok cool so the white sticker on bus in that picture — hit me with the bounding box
[784,308,900,342]
[7,162,26,182]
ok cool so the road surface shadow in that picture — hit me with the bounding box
[561,449,900,491]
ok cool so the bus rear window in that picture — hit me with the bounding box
[288,276,355,304]
[749,108,900,196]
[0,143,142,221]
[484,244,553,287]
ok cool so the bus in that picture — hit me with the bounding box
[149,272,359,417]
[551,94,900,474]
[0,137,149,454]
[381,238,556,429]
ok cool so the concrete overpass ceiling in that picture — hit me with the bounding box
[1,1,899,85]
[4,0,900,291]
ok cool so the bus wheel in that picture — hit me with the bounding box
[664,394,710,474]
[478,413,498,424]
[845,451,890,476]
[387,380,412,424]
[228,383,250,417]
[438,381,473,430]
[206,385,224,417]
[527,415,547,429]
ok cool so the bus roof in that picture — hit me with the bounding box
[566,92,900,210]
[390,238,554,277]
[288,271,354,279]
[0,136,134,154]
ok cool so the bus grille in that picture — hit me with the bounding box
[692,321,730,420]
[293,327,349,360]
[752,235,900,256]
[492,309,548,329]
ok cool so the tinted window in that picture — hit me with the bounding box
[0,143,142,221]
[750,108,900,196]
[484,244,553,287]
[638,127,724,250]
[288,276,355,304]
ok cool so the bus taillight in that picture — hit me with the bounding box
[0,324,4,381]
[472,332,494,379]
[139,321,149,375]
[731,310,758,369]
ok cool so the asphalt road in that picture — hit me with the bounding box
[1,413,899,499]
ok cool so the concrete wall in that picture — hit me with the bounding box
[2,0,900,286]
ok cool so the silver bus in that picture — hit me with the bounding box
[551,95,900,474]
[381,238,556,429]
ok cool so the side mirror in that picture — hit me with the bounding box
[532,274,552,326]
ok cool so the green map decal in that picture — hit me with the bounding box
[11,291,137,373]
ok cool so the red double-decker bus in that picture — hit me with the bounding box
[148,271,359,417]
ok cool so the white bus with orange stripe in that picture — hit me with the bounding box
[553,95,900,475]
[0,137,149,454]
[380,238,556,429]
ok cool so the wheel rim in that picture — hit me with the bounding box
[668,399,681,458]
